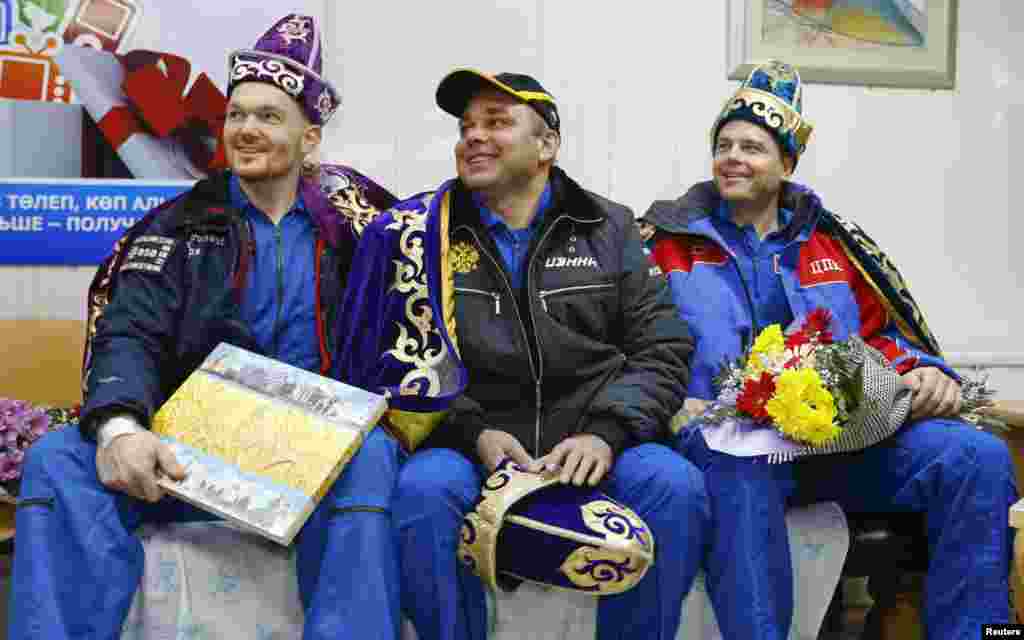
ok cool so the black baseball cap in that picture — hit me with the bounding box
[436,68,560,133]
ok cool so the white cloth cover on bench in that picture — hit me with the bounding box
[120,502,848,640]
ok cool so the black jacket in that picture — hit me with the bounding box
[426,167,693,461]
[80,171,364,437]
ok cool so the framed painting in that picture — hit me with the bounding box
[726,0,958,89]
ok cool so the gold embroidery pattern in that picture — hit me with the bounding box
[580,500,652,552]
[460,463,655,594]
[319,168,384,236]
[712,88,813,154]
[384,193,451,398]
[559,546,643,593]
[449,241,480,274]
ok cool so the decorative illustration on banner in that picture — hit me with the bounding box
[2,0,230,179]
[0,0,73,103]
[62,0,140,53]
[0,1,12,45]
[0,31,69,101]
[55,45,227,178]
[17,0,67,34]
[0,2,327,266]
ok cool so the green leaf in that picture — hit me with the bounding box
[17,0,66,33]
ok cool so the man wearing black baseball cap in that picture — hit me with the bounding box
[337,67,708,639]
[436,69,562,133]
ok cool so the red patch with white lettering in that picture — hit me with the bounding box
[652,237,728,273]
[798,232,852,287]
[690,240,728,267]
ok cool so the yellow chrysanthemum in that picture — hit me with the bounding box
[765,368,841,446]
[746,324,786,376]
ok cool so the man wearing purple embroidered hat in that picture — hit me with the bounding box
[8,15,406,640]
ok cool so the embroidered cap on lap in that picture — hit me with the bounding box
[459,460,654,595]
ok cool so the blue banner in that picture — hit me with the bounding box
[0,179,193,265]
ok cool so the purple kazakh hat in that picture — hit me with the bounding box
[227,14,340,126]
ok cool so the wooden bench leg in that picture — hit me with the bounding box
[1013,529,1024,622]
[863,572,923,640]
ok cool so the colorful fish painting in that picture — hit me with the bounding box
[765,0,927,49]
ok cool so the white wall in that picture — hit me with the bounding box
[3,1,1022,392]
[320,0,1024,393]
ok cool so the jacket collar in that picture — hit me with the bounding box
[450,166,606,231]
[643,180,825,244]
[177,170,349,249]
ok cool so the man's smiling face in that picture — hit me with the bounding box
[455,88,551,194]
[712,119,793,206]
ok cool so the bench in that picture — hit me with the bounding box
[3,317,973,638]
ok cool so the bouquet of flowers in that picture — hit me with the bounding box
[700,309,1000,462]
[0,398,79,492]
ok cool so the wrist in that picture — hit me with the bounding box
[97,415,145,449]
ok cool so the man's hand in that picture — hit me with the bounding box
[683,398,710,418]
[96,430,187,502]
[476,429,536,473]
[902,366,962,422]
[536,434,613,486]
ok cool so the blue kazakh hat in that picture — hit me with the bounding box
[711,60,813,163]
[458,461,654,595]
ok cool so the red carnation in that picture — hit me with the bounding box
[736,372,777,423]
[802,308,834,344]
[785,331,811,350]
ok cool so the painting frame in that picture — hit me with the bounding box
[726,0,959,90]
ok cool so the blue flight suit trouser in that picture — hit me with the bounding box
[395,443,710,640]
[8,425,403,640]
[676,417,1017,640]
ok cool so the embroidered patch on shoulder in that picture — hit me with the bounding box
[120,235,178,274]
[449,241,480,274]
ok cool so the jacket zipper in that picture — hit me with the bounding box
[456,225,539,453]
[454,286,501,315]
[680,230,761,345]
[272,225,284,357]
[524,214,574,458]
[538,282,615,312]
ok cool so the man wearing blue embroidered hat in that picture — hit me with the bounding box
[335,68,710,640]
[640,60,1016,638]
[8,15,407,640]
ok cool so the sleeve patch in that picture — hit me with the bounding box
[120,235,177,273]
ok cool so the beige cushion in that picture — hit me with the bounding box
[0,319,85,406]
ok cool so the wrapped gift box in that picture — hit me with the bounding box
[0,33,71,102]
[55,43,225,179]
[61,0,140,53]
